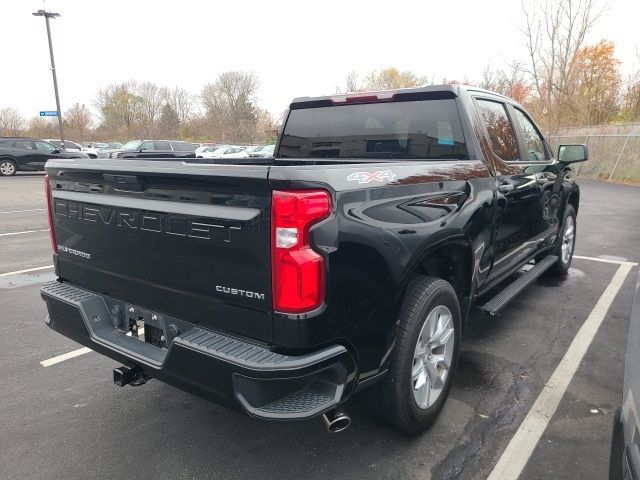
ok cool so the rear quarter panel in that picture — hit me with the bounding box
[269,160,495,377]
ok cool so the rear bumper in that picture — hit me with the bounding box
[41,280,357,420]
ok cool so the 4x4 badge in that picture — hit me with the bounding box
[347,170,397,184]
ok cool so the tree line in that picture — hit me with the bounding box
[338,0,640,134]
[0,71,278,144]
[1,0,638,143]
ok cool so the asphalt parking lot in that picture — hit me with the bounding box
[1,172,639,480]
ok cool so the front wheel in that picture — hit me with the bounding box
[548,204,576,275]
[0,158,17,176]
[366,276,461,435]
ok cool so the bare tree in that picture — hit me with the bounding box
[621,47,640,121]
[201,71,259,143]
[364,67,425,90]
[0,107,26,136]
[64,103,92,141]
[480,61,531,104]
[164,86,195,124]
[26,116,57,139]
[343,71,363,92]
[137,81,163,136]
[521,0,604,131]
[255,108,277,142]
[338,68,431,94]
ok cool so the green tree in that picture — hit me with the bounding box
[158,103,180,139]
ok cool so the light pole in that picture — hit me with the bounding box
[33,9,64,145]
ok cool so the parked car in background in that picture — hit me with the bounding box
[107,142,123,149]
[82,142,110,159]
[103,140,197,159]
[0,137,88,176]
[199,145,249,160]
[244,146,261,154]
[195,145,212,157]
[249,144,275,158]
[44,139,84,153]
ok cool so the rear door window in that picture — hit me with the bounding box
[13,140,34,149]
[35,141,57,151]
[476,99,519,162]
[154,141,171,150]
[278,98,468,160]
[171,142,195,151]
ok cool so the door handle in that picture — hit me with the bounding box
[498,181,514,193]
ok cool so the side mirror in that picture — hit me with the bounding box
[52,149,61,154]
[558,144,588,163]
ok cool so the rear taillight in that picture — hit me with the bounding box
[271,190,331,313]
[44,175,57,253]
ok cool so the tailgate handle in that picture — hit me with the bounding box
[104,174,144,192]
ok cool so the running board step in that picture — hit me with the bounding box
[480,255,558,315]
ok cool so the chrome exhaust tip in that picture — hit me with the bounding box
[322,409,351,433]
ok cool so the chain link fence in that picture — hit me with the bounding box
[548,124,640,183]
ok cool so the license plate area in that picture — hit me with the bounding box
[127,318,165,348]
[124,307,168,349]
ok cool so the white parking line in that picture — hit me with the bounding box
[0,229,48,237]
[487,262,634,480]
[0,265,54,277]
[40,347,92,367]
[0,208,45,215]
[574,255,638,266]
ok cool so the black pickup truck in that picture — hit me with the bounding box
[41,85,587,434]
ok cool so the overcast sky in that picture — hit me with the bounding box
[2,0,639,122]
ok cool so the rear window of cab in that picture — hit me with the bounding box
[278,99,468,160]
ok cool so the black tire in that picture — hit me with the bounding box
[608,407,624,480]
[365,276,461,435]
[548,204,576,275]
[0,158,17,176]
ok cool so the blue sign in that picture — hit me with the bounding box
[40,111,59,117]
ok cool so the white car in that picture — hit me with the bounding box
[44,139,84,153]
[200,146,249,159]
[249,144,275,158]
[82,142,110,159]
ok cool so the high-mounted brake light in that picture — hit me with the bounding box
[330,91,396,104]
[272,190,331,313]
[44,175,57,253]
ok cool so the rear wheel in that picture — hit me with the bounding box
[366,276,461,435]
[0,158,17,176]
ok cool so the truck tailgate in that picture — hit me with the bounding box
[45,159,273,342]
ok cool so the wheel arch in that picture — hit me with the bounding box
[567,186,580,214]
[405,237,474,321]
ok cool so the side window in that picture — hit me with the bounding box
[14,140,34,149]
[172,142,194,151]
[139,141,154,151]
[154,141,171,150]
[35,141,56,151]
[513,108,547,162]
[476,99,519,162]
